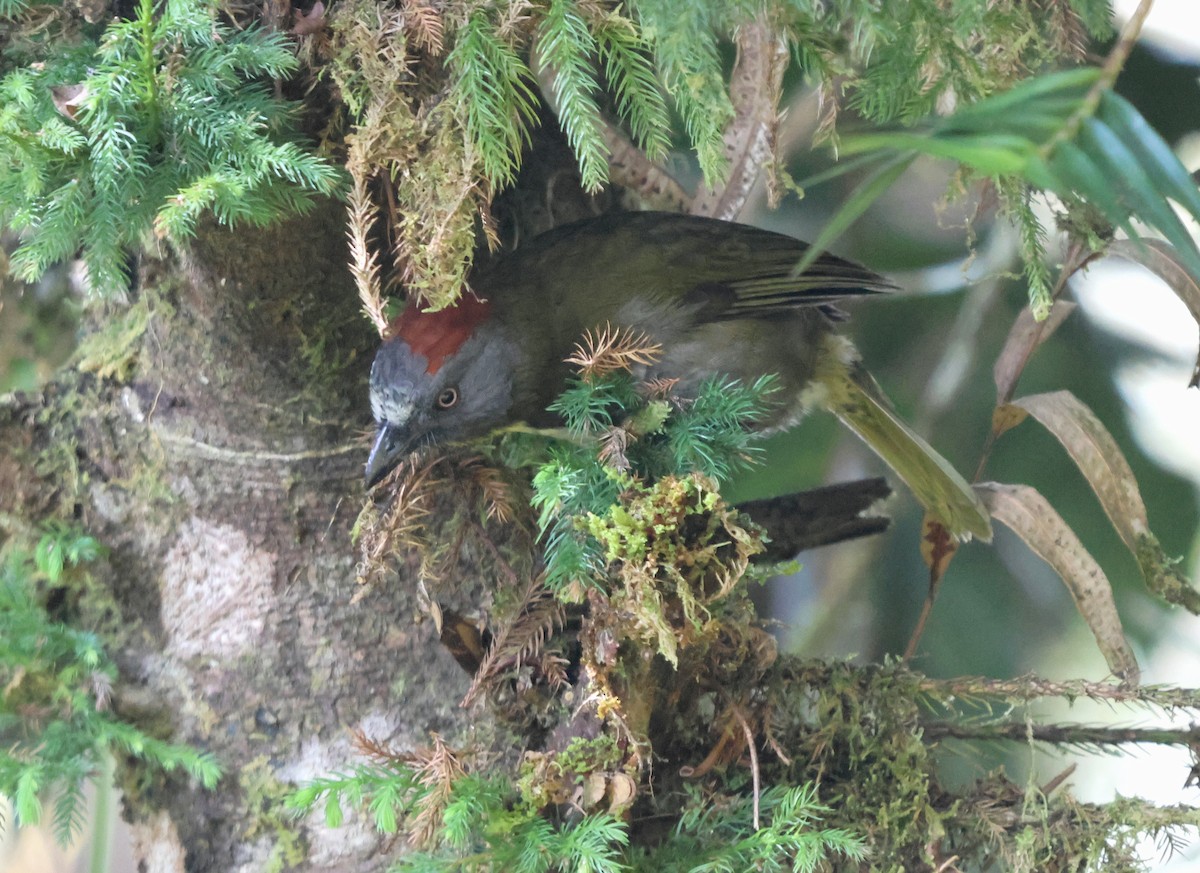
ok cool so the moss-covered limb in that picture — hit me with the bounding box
[926,721,1200,749]
[711,657,1200,870]
[923,674,1200,711]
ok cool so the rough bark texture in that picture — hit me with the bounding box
[1,201,480,871]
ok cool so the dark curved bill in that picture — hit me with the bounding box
[364,423,404,488]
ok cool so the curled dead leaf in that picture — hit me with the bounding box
[292,1,327,36]
[607,771,637,812]
[919,513,958,579]
[992,301,1077,402]
[1108,238,1200,388]
[977,482,1139,685]
[50,84,88,120]
[1004,391,1149,551]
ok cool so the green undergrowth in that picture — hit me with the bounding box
[0,524,221,845]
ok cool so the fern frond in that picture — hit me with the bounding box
[565,323,663,379]
[448,11,540,189]
[536,0,609,192]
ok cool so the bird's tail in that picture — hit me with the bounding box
[813,336,993,542]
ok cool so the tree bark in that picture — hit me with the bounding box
[2,201,477,871]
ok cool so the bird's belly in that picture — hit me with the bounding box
[641,316,827,430]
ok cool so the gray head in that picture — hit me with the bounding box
[365,302,517,486]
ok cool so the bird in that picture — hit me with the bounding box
[366,210,992,541]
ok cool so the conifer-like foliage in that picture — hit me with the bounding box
[533,353,778,602]
[0,0,340,293]
[0,526,220,845]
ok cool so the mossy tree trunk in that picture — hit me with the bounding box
[1,201,481,871]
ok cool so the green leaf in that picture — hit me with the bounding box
[942,67,1099,126]
[324,793,344,828]
[15,768,43,825]
[35,536,64,583]
[839,130,1033,174]
[1076,118,1200,280]
[792,155,915,277]
[1098,90,1200,222]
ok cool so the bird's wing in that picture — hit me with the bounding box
[593,211,898,318]
[682,224,898,317]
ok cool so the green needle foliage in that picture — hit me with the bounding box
[449,10,542,191]
[0,525,221,845]
[630,0,732,185]
[635,784,867,873]
[0,0,341,294]
[532,370,778,598]
[287,745,865,873]
[536,0,610,193]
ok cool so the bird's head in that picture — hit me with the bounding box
[365,296,517,486]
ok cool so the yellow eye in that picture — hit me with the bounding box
[436,387,459,409]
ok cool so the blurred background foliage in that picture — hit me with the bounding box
[718,16,1200,851]
[725,31,1200,671]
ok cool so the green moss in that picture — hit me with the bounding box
[73,297,151,383]
[239,756,308,873]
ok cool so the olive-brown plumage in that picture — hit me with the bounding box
[367,211,991,541]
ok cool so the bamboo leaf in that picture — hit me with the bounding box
[943,67,1100,124]
[1044,140,1138,243]
[838,131,1033,175]
[1003,391,1149,553]
[976,482,1139,685]
[1077,118,1200,279]
[1098,90,1200,223]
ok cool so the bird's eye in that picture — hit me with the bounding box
[436,387,459,409]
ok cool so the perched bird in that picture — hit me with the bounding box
[366,211,991,541]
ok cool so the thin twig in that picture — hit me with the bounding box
[733,707,761,831]
[691,17,787,220]
[927,721,1200,748]
[1044,0,1155,155]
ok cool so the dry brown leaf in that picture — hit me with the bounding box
[992,300,1077,402]
[977,482,1139,685]
[292,1,327,36]
[1005,391,1149,553]
[990,403,1029,437]
[919,513,958,579]
[607,771,637,812]
[50,84,87,120]
[1108,238,1200,388]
